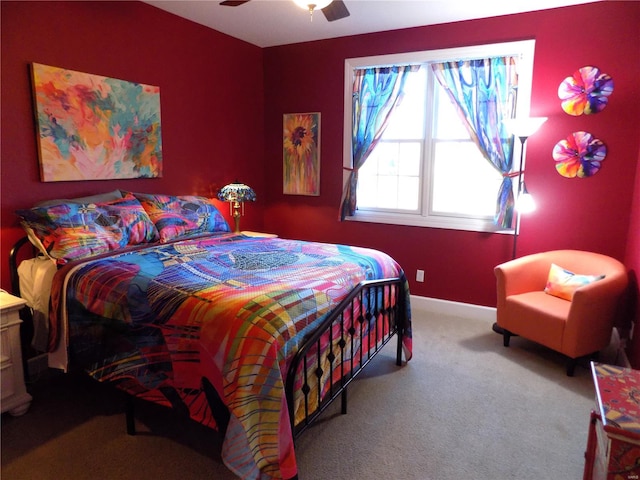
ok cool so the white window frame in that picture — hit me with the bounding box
[342,40,536,233]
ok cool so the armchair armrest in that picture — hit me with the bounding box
[495,252,553,298]
[563,271,629,356]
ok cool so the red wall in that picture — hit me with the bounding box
[262,1,640,307]
[625,147,640,366]
[2,1,639,313]
[1,1,265,290]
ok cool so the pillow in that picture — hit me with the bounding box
[96,193,159,245]
[544,263,605,301]
[130,192,230,243]
[17,203,121,264]
[16,193,158,264]
[36,189,123,207]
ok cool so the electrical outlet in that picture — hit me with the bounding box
[416,269,425,282]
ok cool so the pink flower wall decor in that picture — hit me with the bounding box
[552,131,607,178]
[558,66,614,116]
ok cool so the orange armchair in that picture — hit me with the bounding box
[495,250,628,376]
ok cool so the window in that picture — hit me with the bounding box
[342,41,536,232]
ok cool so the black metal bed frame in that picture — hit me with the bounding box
[9,236,407,443]
[9,236,37,381]
[286,277,404,439]
[9,236,34,299]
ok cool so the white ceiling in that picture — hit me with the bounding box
[144,0,601,48]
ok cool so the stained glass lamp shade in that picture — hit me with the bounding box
[217,182,256,232]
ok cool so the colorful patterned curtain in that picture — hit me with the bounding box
[432,57,518,229]
[339,65,416,221]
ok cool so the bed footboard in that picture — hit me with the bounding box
[285,277,406,439]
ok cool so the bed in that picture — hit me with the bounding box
[11,190,412,480]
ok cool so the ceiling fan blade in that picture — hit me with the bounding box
[322,0,350,22]
[220,0,251,6]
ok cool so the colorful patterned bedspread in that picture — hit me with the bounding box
[49,233,412,479]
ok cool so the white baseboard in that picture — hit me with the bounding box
[409,295,632,367]
[410,295,496,322]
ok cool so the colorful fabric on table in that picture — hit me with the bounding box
[49,234,411,480]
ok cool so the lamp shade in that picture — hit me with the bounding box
[293,0,332,10]
[515,184,536,214]
[217,182,256,203]
[503,117,548,139]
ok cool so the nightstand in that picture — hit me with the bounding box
[241,231,278,238]
[1,291,32,416]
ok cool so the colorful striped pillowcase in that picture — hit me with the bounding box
[130,192,230,243]
[16,193,158,264]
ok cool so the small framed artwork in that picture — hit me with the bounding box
[31,63,163,182]
[283,112,320,196]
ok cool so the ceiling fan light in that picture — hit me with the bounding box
[293,0,333,12]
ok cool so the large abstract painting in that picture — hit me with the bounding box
[31,63,163,182]
[283,112,320,196]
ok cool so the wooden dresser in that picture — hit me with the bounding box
[0,291,32,416]
[584,362,640,480]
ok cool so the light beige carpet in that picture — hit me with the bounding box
[1,307,596,479]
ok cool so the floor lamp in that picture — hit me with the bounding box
[503,116,547,259]
[492,116,547,335]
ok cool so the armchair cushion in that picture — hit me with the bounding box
[544,263,605,301]
[504,291,571,352]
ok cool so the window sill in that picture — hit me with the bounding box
[346,210,515,234]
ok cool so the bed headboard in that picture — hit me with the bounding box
[9,236,33,297]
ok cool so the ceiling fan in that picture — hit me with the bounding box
[220,0,350,22]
